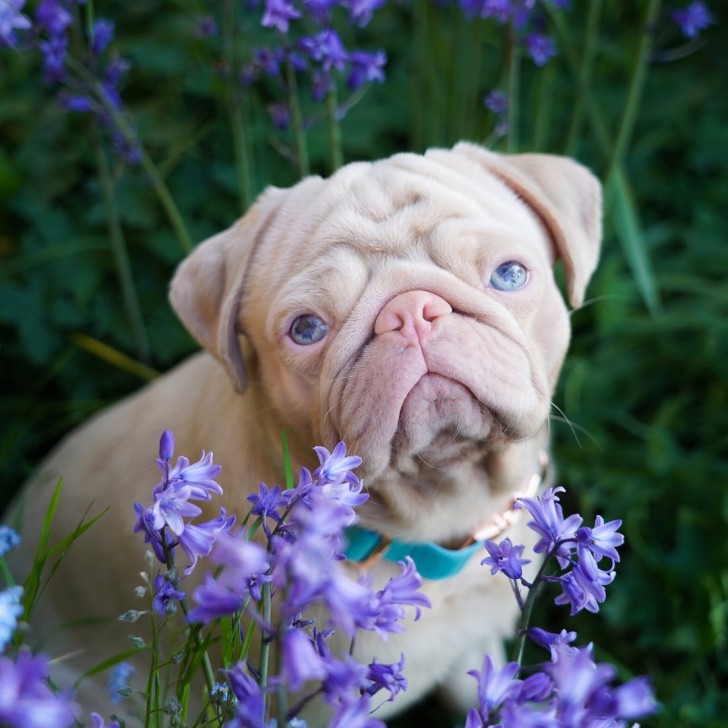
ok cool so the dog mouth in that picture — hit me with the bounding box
[390,373,500,470]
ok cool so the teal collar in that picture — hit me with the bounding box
[344,457,546,581]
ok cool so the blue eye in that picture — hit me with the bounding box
[289,314,329,345]
[489,261,529,292]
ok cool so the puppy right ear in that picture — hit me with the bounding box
[169,188,284,392]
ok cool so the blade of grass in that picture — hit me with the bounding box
[607,167,661,314]
[281,430,294,490]
[69,331,160,381]
[74,647,145,689]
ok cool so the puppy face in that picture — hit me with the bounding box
[170,143,601,515]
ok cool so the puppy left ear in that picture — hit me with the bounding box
[169,187,285,391]
[453,143,602,308]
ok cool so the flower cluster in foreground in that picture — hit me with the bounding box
[131,434,430,727]
[0,432,657,727]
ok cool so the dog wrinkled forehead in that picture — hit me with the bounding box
[169,143,602,391]
[260,149,539,264]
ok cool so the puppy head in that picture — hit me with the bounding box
[170,143,601,482]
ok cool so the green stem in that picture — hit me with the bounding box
[259,580,273,719]
[564,0,602,156]
[67,58,194,255]
[531,61,554,151]
[93,128,151,364]
[509,547,561,665]
[224,0,253,211]
[506,21,520,153]
[326,84,344,174]
[282,40,309,178]
[606,0,662,180]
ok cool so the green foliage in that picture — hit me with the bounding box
[1,1,726,725]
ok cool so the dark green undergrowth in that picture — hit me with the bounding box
[1,1,726,725]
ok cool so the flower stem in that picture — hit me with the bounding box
[282,40,309,178]
[224,0,254,211]
[506,20,520,153]
[93,128,151,364]
[67,57,195,254]
[259,580,273,718]
[564,0,602,156]
[325,84,343,174]
[509,544,562,666]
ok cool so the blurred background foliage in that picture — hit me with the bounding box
[1,1,726,726]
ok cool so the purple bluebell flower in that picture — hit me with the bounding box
[281,627,328,690]
[345,0,385,27]
[365,654,407,701]
[313,441,362,485]
[224,662,271,728]
[528,627,577,660]
[39,35,67,82]
[261,0,301,33]
[91,19,114,56]
[0,0,31,48]
[482,537,530,579]
[524,32,557,66]
[369,557,431,635]
[575,515,623,565]
[188,529,271,622]
[329,693,385,728]
[195,15,219,38]
[108,662,135,703]
[0,525,20,556]
[548,643,658,724]
[347,50,387,91]
[188,574,249,622]
[672,1,714,38]
[267,101,292,131]
[35,0,72,36]
[515,486,582,564]
[0,585,23,651]
[90,713,121,728]
[135,432,232,571]
[554,548,615,615]
[320,651,370,701]
[303,0,338,25]
[247,483,285,537]
[468,654,522,716]
[300,29,348,72]
[0,650,77,727]
[178,508,236,574]
[484,89,508,115]
[152,574,185,617]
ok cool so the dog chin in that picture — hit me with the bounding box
[388,373,505,472]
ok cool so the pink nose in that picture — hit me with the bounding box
[374,290,452,343]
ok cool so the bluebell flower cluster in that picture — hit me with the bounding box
[484,486,624,615]
[0,649,79,726]
[464,644,657,727]
[458,0,564,67]
[133,430,235,616]
[215,0,388,129]
[1,0,141,163]
[0,526,90,727]
[672,1,714,38]
[131,432,431,725]
[475,486,658,726]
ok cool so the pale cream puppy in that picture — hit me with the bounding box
[8,142,601,723]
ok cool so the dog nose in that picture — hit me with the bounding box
[374,290,452,343]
